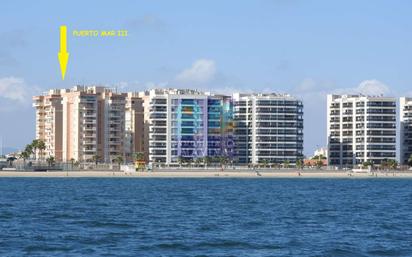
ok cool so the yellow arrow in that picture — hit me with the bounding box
[58,25,69,80]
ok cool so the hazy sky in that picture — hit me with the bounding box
[1,0,412,155]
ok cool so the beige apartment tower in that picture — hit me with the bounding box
[33,89,65,161]
[125,93,145,162]
[33,86,144,163]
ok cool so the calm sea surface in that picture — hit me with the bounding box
[0,178,412,256]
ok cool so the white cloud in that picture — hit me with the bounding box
[176,59,216,84]
[356,79,390,95]
[0,77,29,102]
[333,79,391,96]
[295,78,391,96]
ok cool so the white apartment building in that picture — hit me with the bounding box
[143,88,233,165]
[232,93,304,165]
[327,94,396,167]
[400,97,412,164]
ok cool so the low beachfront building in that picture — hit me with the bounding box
[327,94,396,168]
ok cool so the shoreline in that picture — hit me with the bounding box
[0,170,411,178]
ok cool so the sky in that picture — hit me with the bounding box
[1,0,412,155]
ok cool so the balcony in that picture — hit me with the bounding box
[83,113,97,118]
[82,147,96,152]
[84,126,96,132]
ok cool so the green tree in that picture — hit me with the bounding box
[37,140,46,160]
[362,160,373,169]
[24,144,33,159]
[195,157,203,167]
[19,150,30,167]
[204,156,211,168]
[46,156,55,167]
[380,159,389,170]
[133,152,145,162]
[177,156,183,167]
[30,139,40,160]
[92,155,100,165]
[283,160,290,168]
[113,156,124,166]
[312,154,327,160]
[388,159,397,170]
[296,159,304,170]
[315,160,323,169]
[219,156,228,167]
[408,154,412,166]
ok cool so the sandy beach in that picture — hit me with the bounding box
[0,169,411,178]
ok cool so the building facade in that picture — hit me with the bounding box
[327,94,396,167]
[125,93,145,162]
[400,97,412,165]
[33,89,65,161]
[33,86,144,163]
[144,88,233,165]
[232,93,304,165]
[34,86,306,166]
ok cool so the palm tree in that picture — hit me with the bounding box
[315,160,323,169]
[30,139,40,161]
[91,155,100,165]
[296,159,304,170]
[195,157,203,167]
[134,152,145,161]
[388,159,397,170]
[113,156,124,166]
[258,159,267,168]
[219,156,228,167]
[177,156,183,167]
[24,144,33,159]
[37,140,46,161]
[408,154,412,166]
[46,156,55,167]
[19,150,30,167]
[204,156,211,169]
[380,159,389,170]
[283,160,290,169]
[362,160,373,169]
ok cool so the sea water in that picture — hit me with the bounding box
[0,178,411,256]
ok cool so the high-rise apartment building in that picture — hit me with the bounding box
[232,93,304,165]
[144,88,233,165]
[125,93,145,162]
[33,89,65,161]
[61,87,100,162]
[327,94,396,167]
[400,97,412,164]
[34,86,306,166]
[33,86,144,163]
